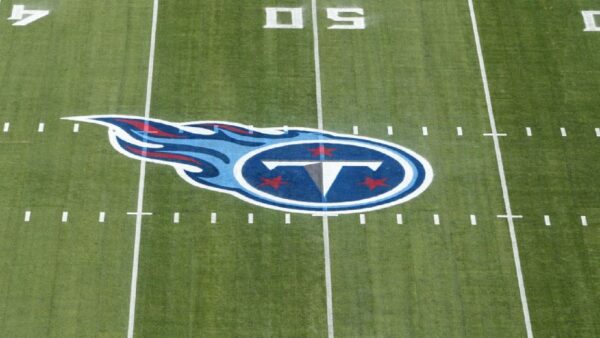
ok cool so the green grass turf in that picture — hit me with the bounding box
[0,0,598,336]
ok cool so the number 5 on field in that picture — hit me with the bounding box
[264,7,365,30]
[8,5,50,26]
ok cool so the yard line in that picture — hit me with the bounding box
[544,215,551,226]
[24,210,31,222]
[3,122,9,132]
[99,211,106,223]
[422,126,428,136]
[359,214,366,225]
[581,215,588,227]
[285,213,291,224]
[38,122,45,133]
[387,126,393,135]
[396,213,403,225]
[526,127,532,137]
[311,0,334,336]
[470,214,477,225]
[457,126,463,136]
[248,213,254,224]
[173,212,180,224]
[61,211,69,223]
[127,1,159,337]
[560,127,567,137]
[468,1,533,336]
[433,214,440,225]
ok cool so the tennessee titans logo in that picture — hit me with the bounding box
[64,115,433,214]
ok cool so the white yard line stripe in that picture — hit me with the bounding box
[311,1,334,336]
[467,1,533,337]
[127,1,159,337]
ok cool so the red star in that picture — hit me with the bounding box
[308,145,336,157]
[360,177,390,191]
[259,176,287,190]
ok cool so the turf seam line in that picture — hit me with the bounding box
[127,1,159,337]
[468,1,533,336]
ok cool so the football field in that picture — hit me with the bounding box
[0,0,599,337]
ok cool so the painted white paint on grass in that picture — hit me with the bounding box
[173,212,179,224]
[560,127,567,137]
[99,212,106,223]
[3,122,9,133]
[467,1,532,336]
[526,127,532,137]
[24,211,31,222]
[210,212,217,224]
[8,5,50,26]
[470,214,477,225]
[61,211,69,223]
[387,126,393,136]
[359,214,366,225]
[73,123,79,133]
[582,11,600,31]
[248,213,254,224]
[38,123,45,133]
[264,7,304,29]
[544,215,551,226]
[433,214,440,225]
[396,214,403,225]
[285,213,291,224]
[581,215,588,226]
[595,128,600,137]
[422,126,429,136]
[457,127,463,136]
[327,8,366,30]
[352,125,358,135]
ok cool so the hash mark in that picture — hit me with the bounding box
[526,127,532,137]
[422,126,428,136]
[359,214,366,225]
[396,214,403,225]
[544,215,551,226]
[560,127,567,137]
[470,214,477,225]
[581,216,588,226]
[73,123,79,133]
[3,122,9,133]
[173,212,179,224]
[24,211,31,222]
[352,126,358,135]
[457,127,463,136]
[62,211,69,223]
[99,212,106,223]
[387,126,393,136]
[285,213,291,224]
[38,123,45,133]
[433,214,440,225]
[595,128,600,137]
[248,213,254,224]
[210,212,217,224]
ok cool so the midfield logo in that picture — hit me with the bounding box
[65,115,433,214]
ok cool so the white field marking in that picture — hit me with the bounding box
[483,132,507,137]
[433,214,440,225]
[126,212,152,216]
[457,127,463,136]
[468,1,533,336]
[582,11,600,32]
[8,5,50,26]
[581,215,588,227]
[38,123,45,133]
[595,128,600,137]
[127,0,158,337]
[173,212,180,224]
[73,123,79,133]
[352,125,358,135]
[327,8,366,30]
[264,7,304,29]
[210,212,217,224]
[526,127,532,137]
[99,212,106,223]
[560,127,567,137]
[61,211,69,223]
[24,211,31,222]
[544,215,551,226]
[285,213,291,224]
[498,214,523,219]
[311,1,334,336]
[422,126,429,136]
[248,213,254,224]
[283,125,289,133]
[396,213,403,225]
[470,214,477,225]
[359,214,366,225]
[387,126,393,136]
[3,122,9,133]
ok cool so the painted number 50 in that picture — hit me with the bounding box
[264,7,366,30]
